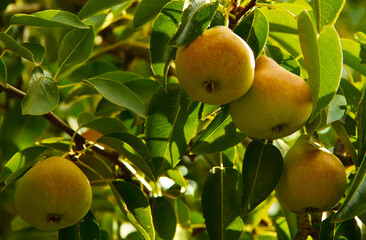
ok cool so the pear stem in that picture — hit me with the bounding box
[228,0,257,29]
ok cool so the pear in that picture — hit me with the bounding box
[14,156,92,230]
[175,26,255,105]
[275,138,347,214]
[229,55,312,139]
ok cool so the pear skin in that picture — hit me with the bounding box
[14,157,92,230]
[275,139,347,214]
[175,26,255,105]
[229,55,313,139]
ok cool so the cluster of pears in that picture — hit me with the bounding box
[275,136,347,214]
[14,156,92,230]
[175,26,313,140]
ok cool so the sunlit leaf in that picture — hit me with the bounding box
[150,0,184,89]
[0,146,50,187]
[298,10,321,121]
[169,0,219,47]
[191,106,245,154]
[234,8,269,59]
[327,94,347,124]
[111,180,155,240]
[341,39,366,76]
[312,0,346,32]
[145,83,200,177]
[166,167,187,188]
[312,26,343,120]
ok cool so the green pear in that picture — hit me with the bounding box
[275,137,347,214]
[14,156,92,231]
[229,55,313,139]
[175,26,255,105]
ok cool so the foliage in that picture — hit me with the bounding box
[0,0,366,239]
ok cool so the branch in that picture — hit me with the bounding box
[0,83,129,173]
[229,0,257,29]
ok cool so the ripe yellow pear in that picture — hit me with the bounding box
[175,26,255,105]
[275,138,347,214]
[229,55,313,140]
[14,156,92,231]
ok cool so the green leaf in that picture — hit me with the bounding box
[312,26,343,120]
[59,211,101,240]
[78,0,131,20]
[166,167,187,188]
[297,10,321,121]
[77,112,96,127]
[78,117,128,135]
[312,0,346,32]
[241,140,283,215]
[21,42,45,65]
[145,83,200,177]
[174,199,191,228]
[111,180,155,240]
[95,71,142,83]
[210,11,226,27]
[332,154,366,221]
[234,8,269,59]
[169,0,219,47]
[0,58,7,87]
[21,67,59,115]
[321,215,361,239]
[0,146,50,187]
[191,106,245,154]
[357,87,366,166]
[58,26,94,70]
[10,10,88,29]
[327,94,347,124]
[84,77,145,117]
[202,167,244,240]
[355,32,366,45]
[97,133,155,181]
[150,0,184,89]
[151,197,177,240]
[261,4,303,61]
[340,79,362,113]
[0,33,41,64]
[133,0,171,28]
[265,45,300,75]
[124,79,161,104]
[341,39,366,76]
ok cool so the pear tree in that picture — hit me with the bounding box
[0,0,365,239]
